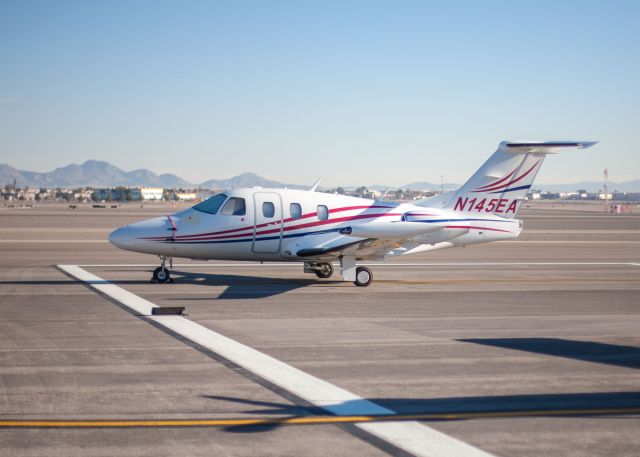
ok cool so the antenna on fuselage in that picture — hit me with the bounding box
[309,178,322,192]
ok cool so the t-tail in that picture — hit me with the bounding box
[424,141,597,218]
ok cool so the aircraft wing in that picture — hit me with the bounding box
[282,232,372,261]
[283,223,445,261]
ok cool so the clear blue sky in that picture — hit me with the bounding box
[1,0,639,186]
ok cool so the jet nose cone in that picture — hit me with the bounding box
[108,217,170,252]
[108,226,132,249]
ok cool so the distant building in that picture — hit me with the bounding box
[129,188,142,201]
[559,192,580,199]
[141,187,164,200]
[92,187,137,201]
[196,191,214,201]
[73,189,93,202]
[93,188,111,201]
[176,192,197,201]
[23,188,38,201]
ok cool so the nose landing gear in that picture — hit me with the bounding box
[151,255,173,283]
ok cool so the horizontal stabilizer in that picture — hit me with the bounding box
[504,141,597,154]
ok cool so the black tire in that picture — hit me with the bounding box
[354,266,372,287]
[314,263,334,279]
[153,267,171,283]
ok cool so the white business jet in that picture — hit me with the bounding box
[109,141,595,286]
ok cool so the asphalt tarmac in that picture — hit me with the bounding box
[1,202,639,456]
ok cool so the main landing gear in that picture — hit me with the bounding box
[152,255,173,283]
[341,255,373,287]
[304,262,334,279]
[354,266,373,287]
[304,257,373,286]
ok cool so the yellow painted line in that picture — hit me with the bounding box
[2,408,639,428]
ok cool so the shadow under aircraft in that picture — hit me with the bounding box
[10,268,327,300]
[164,269,341,299]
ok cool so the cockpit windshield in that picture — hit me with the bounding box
[193,193,227,215]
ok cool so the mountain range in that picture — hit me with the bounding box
[1,160,638,192]
[0,161,311,190]
[0,161,192,188]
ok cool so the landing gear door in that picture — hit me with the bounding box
[252,192,283,253]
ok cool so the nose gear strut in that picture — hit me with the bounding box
[152,255,173,283]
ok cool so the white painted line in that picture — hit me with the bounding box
[60,264,494,457]
[58,265,157,316]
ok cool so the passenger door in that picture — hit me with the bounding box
[252,192,283,253]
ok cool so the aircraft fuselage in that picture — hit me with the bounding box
[109,187,521,263]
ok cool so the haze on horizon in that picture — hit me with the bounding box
[1,1,639,188]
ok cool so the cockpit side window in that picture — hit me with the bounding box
[220,197,246,216]
[193,194,227,215]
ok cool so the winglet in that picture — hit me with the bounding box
[310,178,322,192]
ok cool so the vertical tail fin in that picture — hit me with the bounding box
[428,141,596,218]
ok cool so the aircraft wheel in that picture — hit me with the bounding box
[354,266,372,287]
[314,263,334,279]
[153,267,171,283]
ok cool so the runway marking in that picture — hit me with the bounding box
[59,265,157,315]
[58,264,495,457]
[2,407,639,428]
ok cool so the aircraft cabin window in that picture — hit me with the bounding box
[317,205,329,221]
[193,193,227,215]
[221,197,246,216]
[290,203,302,219]
[262,201,275,218]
